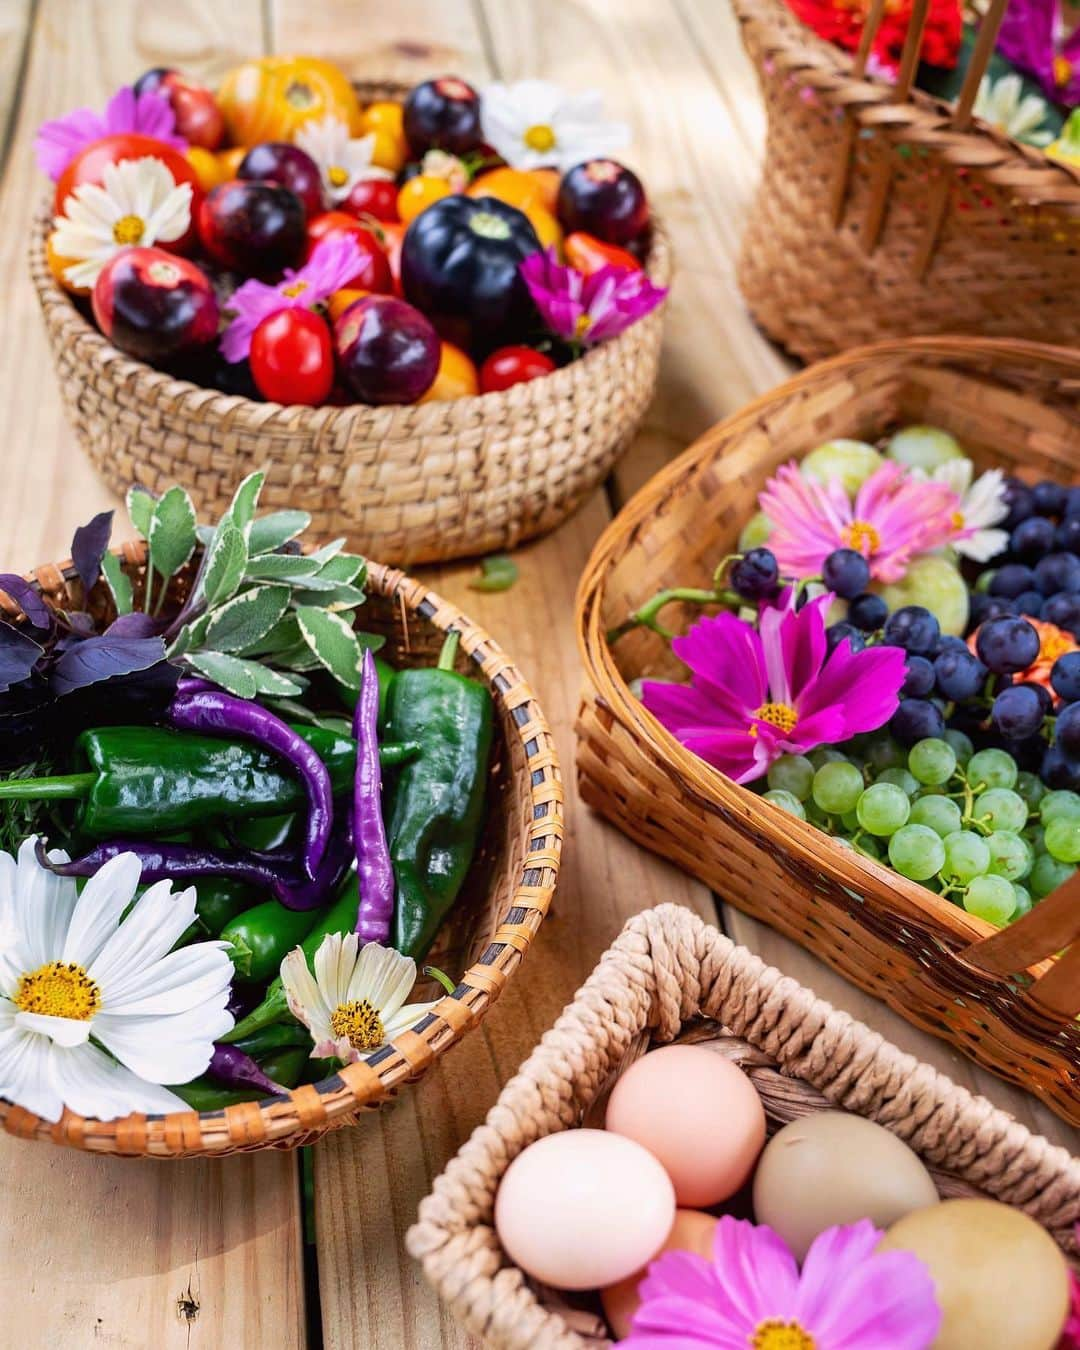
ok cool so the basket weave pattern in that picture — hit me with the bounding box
[576,337,1080,1125]
[409,904,1080,1349]
[733,0,1080,361]
[0,546,562,1157]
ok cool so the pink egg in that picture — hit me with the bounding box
[494,1129,676,1291]
[605,1044,765,1206]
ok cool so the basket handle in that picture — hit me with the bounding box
[961,866,1080,1018]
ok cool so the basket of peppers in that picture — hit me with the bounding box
[0,473,561,1156]
[30,59,672,567]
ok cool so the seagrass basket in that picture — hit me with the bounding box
[29,80,672,567]
[733,0,1080,361]
[409,904,1080,1348]
[0,540,562,1157]
[575,336,1080,1126]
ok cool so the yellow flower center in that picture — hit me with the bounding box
[524,123,557,152]
[329,999,385,1051]
[327,165,349,188]
[841,519,881,554]
[951,510,965,529]
[752,702,799,734]
[1054,54,1073,87]
[14,961,101,1021]
[281,279,310,298]
[750,1321,816,1350]
[112,214,146,246]
[574,313,592,338]
[1041,625,1076,666]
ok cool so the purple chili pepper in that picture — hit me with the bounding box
[168,688,332,880]
[353,648,394,943]
[208,1043,286,1097]
[175,675,215,697]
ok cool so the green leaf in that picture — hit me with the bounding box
[275,643,325,672]
[306,537,347,566]
[205,585,290,654]
[295,605,364,691]
[469,554,518,593]
[247,510,311,555]
[167,609,211,659]
[100,551,133,616]
[265,699,349,731]
[291,582,367,611]
[233,612,303,659]
[226,471,266,535]
[202,523,248,609]
[186,651,258,699]
[313,553,365,585]
[126,486,155,540]
[148,486,197,584]
[246,664,307,697]
[244,554,322,583]
[355,630,386,653]
[196,524,215,547]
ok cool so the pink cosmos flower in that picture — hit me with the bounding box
[1058,1223,1080,1348]
[220,234,363,362]
[621,1216,941,1350]
[35,86,184,181]
[641,592,905,784]
[759,460,959,584]
[520,247,667,344]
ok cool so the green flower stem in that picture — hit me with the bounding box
[607,587,736,645]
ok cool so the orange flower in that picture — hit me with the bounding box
[968,617,1078,691]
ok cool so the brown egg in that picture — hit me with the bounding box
[880,1198,1070,1350]
[752,1110,939,1261]
[600,1209,718,1341]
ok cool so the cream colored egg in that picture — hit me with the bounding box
[601,1209,718,1341]
[494,1129,676,1291]
[879,1198,1069,1350]
[752,1111,939,1261]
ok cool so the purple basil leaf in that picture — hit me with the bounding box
[51,634,166,695]
[0,574,51,631]
[106,612,164,638]
[0,620,45,693]
[71,510,114,595]
[66,612,97,637]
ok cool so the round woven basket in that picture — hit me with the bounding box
[733,0,1080,361]
[0,542,562,1157]
[409,904,1080,1348]
[575,336,1080,1126]
[29,81,672,567]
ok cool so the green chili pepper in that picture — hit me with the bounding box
[302,1055,340,1084]
[387,631,493,959]
[256,1047,308,1089]
[170,1078,260,1111]
[195,880,256,936]
[233,1023,311,1057]
[221,898,329,984]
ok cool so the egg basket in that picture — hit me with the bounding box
[575,335,1080,1126]
[408,904,1080,1348]
[29,81,672,568]
[732,0,1080,361]
[0,540,562,1157]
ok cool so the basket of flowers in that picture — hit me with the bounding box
[731,0,1080,361]
[576,335,1080,1125]
[30,61,671,566]
[0,471,561,1155]
[409,904,1080,1349]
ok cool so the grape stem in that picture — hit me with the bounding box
[606,587,740,644]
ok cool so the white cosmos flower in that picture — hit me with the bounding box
[281,932,437,1063]
[972,74,1054,147]
[52,155,192,291]
[295,115,393,206]
[919,458,1010,562]
[0,838,233,1123]
[479,79,629,172]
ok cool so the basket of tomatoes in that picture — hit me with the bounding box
[30,61,672,566]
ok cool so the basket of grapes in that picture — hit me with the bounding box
[576,336,1080,1124]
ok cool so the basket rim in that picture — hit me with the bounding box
[732,0,1080,209]
[0,549,563,1155]
[575,335,1080,962]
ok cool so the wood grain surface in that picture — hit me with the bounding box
[0,2,1074,1347]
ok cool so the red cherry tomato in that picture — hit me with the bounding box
[479,346,556,394]
[375,220,406,296]
[249,308,334,405]
[306,212,393,293]
[163,73,225,150]
[343,178,400,223]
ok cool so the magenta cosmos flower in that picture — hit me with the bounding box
[641,593,905,784]
[220,233,363,362]
[35,86,184,181]
[520,247,667,344]
[759,460,958,585]
[621,1216,941,1350]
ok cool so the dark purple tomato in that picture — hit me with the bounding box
[92,247,218,363]
[333,296,439,404]
[557,159,649,245]
[133,67,225,150]
[197,180,306,275]
[403,77,482,156]
[237,142,325,217]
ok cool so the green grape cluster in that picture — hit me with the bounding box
[762,736,1080,926]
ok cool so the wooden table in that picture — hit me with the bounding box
[0,2,1074,1344]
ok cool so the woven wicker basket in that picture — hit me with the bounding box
[0,540,562,1157]
[575,336,1080,1126]
[733,0,1080,361]
[29,81,671,567]
[409,904,1080,1348]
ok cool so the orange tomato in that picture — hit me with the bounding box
[326,287,369,322]
[564,231,642,276]
[217,55,361,145]
[530,168,560,215]
[526,205,563,256]
[217,146,247,179]
[420,342,479,402]
[360,100,409,169]
[367,124,409,174]
[186,146,226,193]
[468,167,546,212]
[397,175,452,224]
[46,231,88,295]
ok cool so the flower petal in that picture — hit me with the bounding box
[13,837,77,972]
[348,942,418,1018]
[671,612,767,715]
[281,945,330,1034]
[314,931,360,1010]
[93,1002,231,1085]
[14,1010,92,1047]
[99,942,233,1017]
[60,849,142,968]
[86,879,199,989]
[50,1037,188,1120]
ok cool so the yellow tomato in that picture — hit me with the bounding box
[468,167,545,212]
[326,288,369,322]
[360,99,405,140]
[217,146,247,179]
[367,124,409,174]
[186,146,225,193]
[217,55,361,145]
[46,231,88,296]
[530,168,561,215]
[526,205,563,256]
[420,342,479,402]
[397,175,452,224]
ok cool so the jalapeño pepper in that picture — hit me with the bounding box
[386,631,493,959]
[221,897,328,984]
